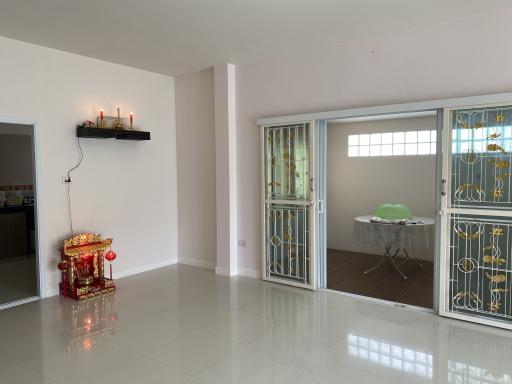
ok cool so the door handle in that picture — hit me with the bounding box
[318,200,324,214]
[441,179,447,196]
[310,178,314,192]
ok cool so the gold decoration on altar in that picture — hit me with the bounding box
[64,239,112,257]
[488,132,502,140]
[64,233,103,248]
[497,114,505,123]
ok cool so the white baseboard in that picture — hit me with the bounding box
[42,259,257,298]
[215,266,237,276]
[45,288,59,297]
[44,258,177,298]
[178,257,215,270]
[237,267,260,279]
[114,258,178,279]
[214,266,260,279]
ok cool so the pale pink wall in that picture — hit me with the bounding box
[176,68,216,268]
[236,7,512,271]
[0,37,177,296]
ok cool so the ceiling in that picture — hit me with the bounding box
[0,0,510,76]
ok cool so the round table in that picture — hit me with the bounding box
[353,215,435,279]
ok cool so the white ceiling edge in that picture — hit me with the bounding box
[257,92,512,126]
[329,111,436,124]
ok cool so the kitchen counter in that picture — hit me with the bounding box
[0,204,35,259]
[0,204,34,214]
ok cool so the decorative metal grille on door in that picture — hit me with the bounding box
[263,123,313,287]
[446,105,512,327]
[265,204,309,284]
[265,124,310,201]
[451,106,512,209]
[450,214,512,321]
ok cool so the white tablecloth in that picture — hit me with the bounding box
[353,215,435,249]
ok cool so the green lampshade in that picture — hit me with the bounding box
[374,203,412,220]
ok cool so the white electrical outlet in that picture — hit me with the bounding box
[238,240,247,247]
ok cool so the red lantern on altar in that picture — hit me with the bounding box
[105,249,117,280]
[58,260,69,271]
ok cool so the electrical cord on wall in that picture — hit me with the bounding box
[65,137,84,236]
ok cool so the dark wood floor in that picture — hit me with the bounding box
[327,249,433,308]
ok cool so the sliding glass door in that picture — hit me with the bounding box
[261,121,321,289]
[440,104,512,329]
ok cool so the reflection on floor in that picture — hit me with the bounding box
[0,255,37,305]
[327,249,433,308]
[1,265,512,383]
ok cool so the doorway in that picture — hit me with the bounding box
[324,112,438,309]
[0,122,39,306]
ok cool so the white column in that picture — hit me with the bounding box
[214,63,237,276]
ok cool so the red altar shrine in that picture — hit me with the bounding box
[58,233,116,300]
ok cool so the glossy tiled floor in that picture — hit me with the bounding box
[0,255,38,304]
[1,264,512,383]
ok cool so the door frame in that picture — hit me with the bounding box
[0,115,43,309]
[319,110,441,313]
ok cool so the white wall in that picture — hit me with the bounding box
[175,68,216,269]
[235,7,512,273]
[327,116,436,260]
[0,37,177,297]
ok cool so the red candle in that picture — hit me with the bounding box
[99,109,104,125]
[130,112,134,129]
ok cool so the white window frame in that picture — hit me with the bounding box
[347,130,436,157]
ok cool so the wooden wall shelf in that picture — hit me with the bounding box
[76,126,150,141]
